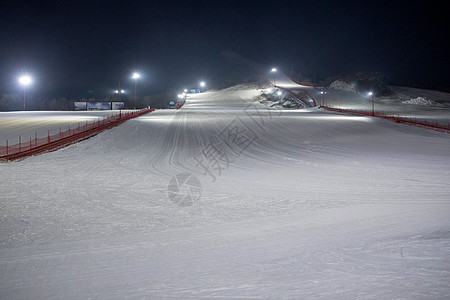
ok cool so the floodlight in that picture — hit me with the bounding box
[19,75,32,86]
[132,72,141,108]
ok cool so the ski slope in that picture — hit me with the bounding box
[1,85,450,299]
[272,71,450,125]
[0,110,136,146]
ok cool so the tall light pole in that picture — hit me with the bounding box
[369,91,374,116]
[132,72,140,109]
[271,67,277,86]
[115,88,125,116]
[116,81,123,102]
[115,89,125,102]
[18,75,32,110]
[320,90,327,106]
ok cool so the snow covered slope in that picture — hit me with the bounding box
[0,86,449,299]
[0,110,132,146]
[271,70,450,125]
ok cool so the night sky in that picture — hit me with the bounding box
[1,0,448,99]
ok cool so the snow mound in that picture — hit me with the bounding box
[401,97,443,107]
[222,83,260,91]
[329,80,357,92]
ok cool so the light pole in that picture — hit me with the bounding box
[18,75,32,110]
[115,88,125,117]
[132,72,140,109]
[271,67,277,86]
[117,82,124,102]
[115,89,125,101]
[320,90,327,106]
[369,91,374,116]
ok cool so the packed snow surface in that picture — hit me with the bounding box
[0,110,134,146]
[1,84,450,299]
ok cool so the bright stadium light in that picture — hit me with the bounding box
[270,68,278,86]
[18,75,33,110]
[200,81,206,87]
[132,72,141,109]
[19,75,32,86]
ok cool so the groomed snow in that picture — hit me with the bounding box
[0,85,449,299]
[0,110,136,146]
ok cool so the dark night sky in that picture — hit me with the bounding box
[0,0,448,99]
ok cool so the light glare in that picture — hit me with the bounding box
[19,75,32,86]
